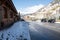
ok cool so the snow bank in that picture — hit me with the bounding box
[55,22,60,23]
[0,21,31,40]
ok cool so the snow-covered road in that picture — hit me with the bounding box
[29,21,60,40]
[0,21,31,40]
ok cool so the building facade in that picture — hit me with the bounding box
[0,0,20,29]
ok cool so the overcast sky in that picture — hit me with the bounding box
[12,0,52,15]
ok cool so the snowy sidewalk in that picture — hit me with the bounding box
[0,21,31,40]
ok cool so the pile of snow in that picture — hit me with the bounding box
[55,22,60,23]
[0,21,31,40]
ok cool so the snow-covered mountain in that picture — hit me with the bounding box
[23,0,60,21]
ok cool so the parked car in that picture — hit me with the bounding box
[20,19,25,21]
[48,19,55,23]
[41,18,47,22]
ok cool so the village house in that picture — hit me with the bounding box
[0,0,20,29]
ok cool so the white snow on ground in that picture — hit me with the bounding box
[0,21,31,40]
[55,22,60,23]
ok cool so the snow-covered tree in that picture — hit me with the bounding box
[53,0,60,4]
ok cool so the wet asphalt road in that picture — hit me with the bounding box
[29,22,60,40]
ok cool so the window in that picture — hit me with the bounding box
[3,7,8,18]
[10,12,13,18]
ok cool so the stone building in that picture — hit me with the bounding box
[0,0,20,29]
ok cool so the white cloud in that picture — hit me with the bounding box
[18,4,44,15]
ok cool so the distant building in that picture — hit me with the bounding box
[0,0,20,29]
